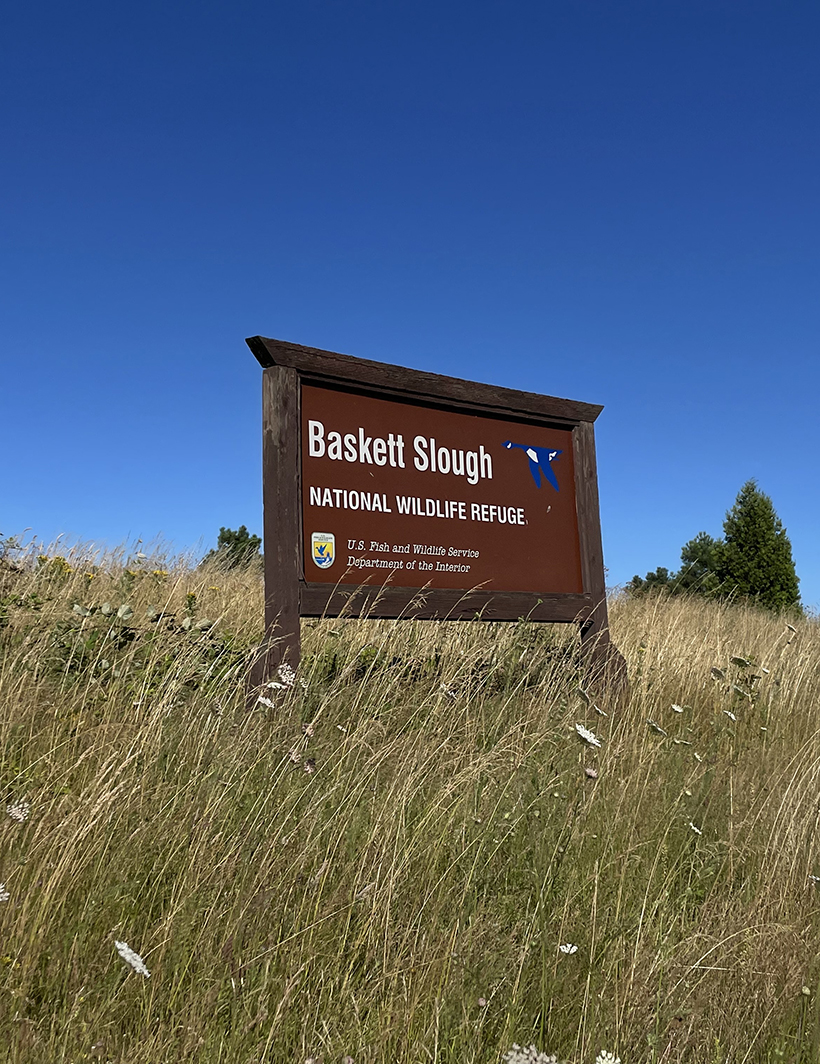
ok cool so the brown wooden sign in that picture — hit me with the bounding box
[247,336,625,686]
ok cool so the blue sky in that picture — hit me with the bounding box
[1,1,818,608]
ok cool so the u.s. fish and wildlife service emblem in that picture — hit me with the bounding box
[311,532,335,569]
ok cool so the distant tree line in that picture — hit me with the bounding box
[201,526,262,570]
[629,480,800,612]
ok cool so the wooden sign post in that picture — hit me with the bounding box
[247,336,626,691]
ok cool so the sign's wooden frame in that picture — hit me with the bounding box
[247,335,626,687]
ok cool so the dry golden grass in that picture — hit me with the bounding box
[0,543,819,1063]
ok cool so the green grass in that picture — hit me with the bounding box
[1,546,819,1063]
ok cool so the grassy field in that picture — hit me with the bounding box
[0,545,818,1064]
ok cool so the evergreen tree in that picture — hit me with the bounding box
[717,480,799,609]
[627,566,673,595]
[628,533,722,596]
[201,526,262,569]
[676,531,723,594]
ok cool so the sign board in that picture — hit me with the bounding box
[247,336,624,686]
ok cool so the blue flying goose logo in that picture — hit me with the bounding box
[503,441,562,491]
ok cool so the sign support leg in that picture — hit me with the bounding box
[573,419,628,700]
[580,606,629,700]
[249,365,302,694]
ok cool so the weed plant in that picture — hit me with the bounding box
[0,543,819,1063]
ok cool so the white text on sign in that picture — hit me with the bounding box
[307,420,493,485]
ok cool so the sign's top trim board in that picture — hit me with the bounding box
[247,336,603,426]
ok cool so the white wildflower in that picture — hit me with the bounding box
[288,750,302,764]
[301,722,315,738]
[277,663,296,687]
[502,1045,559,1064]
[809,875,820,885]
[266,663,298,691]
[575,723,601,748]
[584,766,599,779]
[0,884,9,902]
[595,1053,620,1064]
[671,703,684,713]
[558,942,578,954]
[114,939,150,978]
[256,695,275,708]
[723,710,736,722]
[689,821,702,836]
[6,801,30,823]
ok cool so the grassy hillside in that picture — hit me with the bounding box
[0,547,818,1064]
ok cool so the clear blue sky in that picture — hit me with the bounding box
[2,1,818,609]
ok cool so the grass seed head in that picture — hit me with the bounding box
[114,939,150,978]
